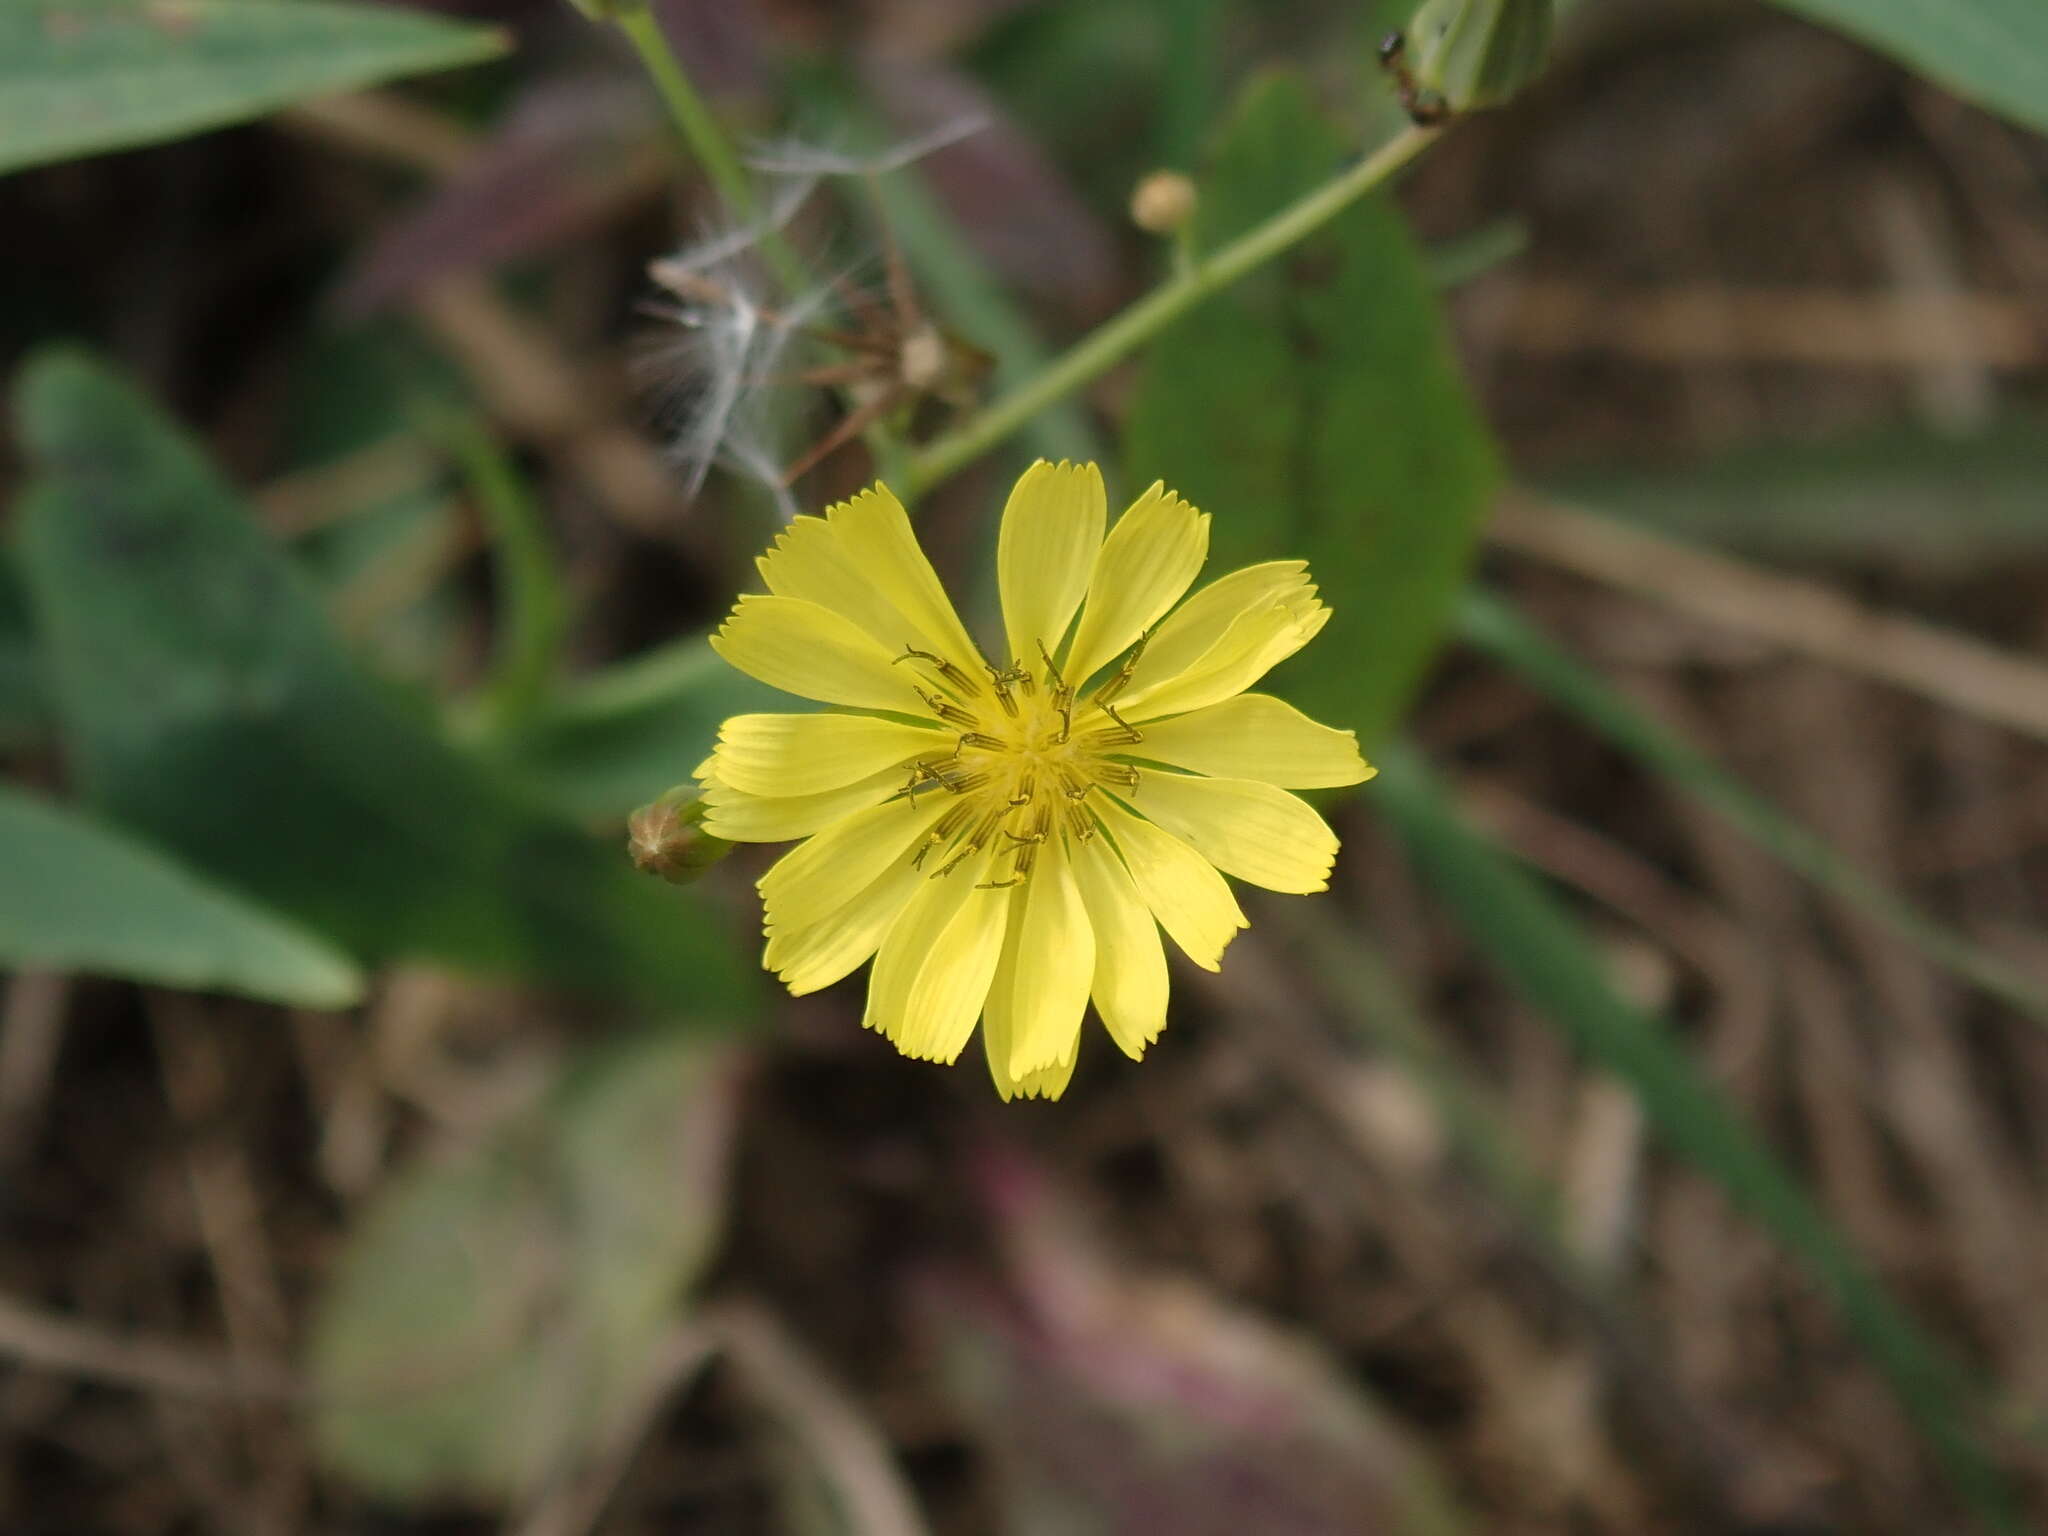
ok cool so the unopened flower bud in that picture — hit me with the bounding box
[1129,170,1198,236]
[1382,0,1554,121]
[627,787,732,884]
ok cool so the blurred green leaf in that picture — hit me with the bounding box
[438,413,569,733]
[1124,72,1497,744]
[1552,421,2048,577]
[310,1032,737,1503]
[0,0,507,177]
[1458,590,2048,1027]
[0,784,362,1006]
[491,637,782,822]
[1762,0,2048,135]
[13,346,751,1013]
[1372,743,2020,1533]
[0,551,49,753]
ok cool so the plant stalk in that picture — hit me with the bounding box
[904,121,1440,494]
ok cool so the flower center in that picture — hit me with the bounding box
[894,638,1149,887]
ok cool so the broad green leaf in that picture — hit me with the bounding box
[1763,0,2048,136]
[1553,422,2048,576]
[1458,590,2048,1028]
[0,784,362,1006]
[311,1033,736,1502]
[13,347,751,1013]
[1372,744,2020,1533]
[1124,73,1497,744]
[0,0,507,177]
[490,637,781,822]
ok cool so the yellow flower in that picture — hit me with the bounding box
[700,461,1374,1100]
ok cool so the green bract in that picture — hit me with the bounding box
[1397,0,1554,114]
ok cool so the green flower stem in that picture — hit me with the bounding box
[603,3,907,487]
[613,4,753,215]
[904,121,1441,495]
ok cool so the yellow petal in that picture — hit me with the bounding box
[1091,795,1246,970]
[1070,832,1169,1059]
[699,766,905,843]
[997,460,1104,665]
[978,904,1027,1099]
[862,845,1013,1063]
[711,595,926,712]
[766,855,926,995]
[1062,482,1209,687]
[1121,590,1329,722]
[826,486,985,673]
[1131,771,1339,893]
[998,831,1095,1079]
[1126,560,1310,688]
[978,900,1082,1102]
[711,712,947,798]
[756,515,917,656]
[1009,1047,1079,1102]
[1132,694,1373,789]
[757,792,953,932]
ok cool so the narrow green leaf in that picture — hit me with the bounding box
[437,413,570,733]
[0,785,362,1006]
[1763,0,2048,136]
[1373,743,2019,1532]
[0,0,507,176]
[1552,421,2048,577]
[13,346,751,1014]
[1124,72,1497,744]
[1458,590,2048,1027]
[0,550,49,752]
[311,1033,736,1502]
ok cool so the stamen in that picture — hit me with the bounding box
[1037,644,1075,744]
[1036,642,1067,693]
[1009,770,1036,808]
[894,646,977,694]
[932,810,1002,879]
[984,662,1029,718]
[917,688,978,728]
[1005,803,1051,845]
[1099,764,1141,790]
[912,802,974,869]
[1091,628,1150,708]
[957,731,1006,752]
[1093,701,1143,745]
[1060,800,1095,843]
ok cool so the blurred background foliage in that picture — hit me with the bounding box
[3,0,2048,1532]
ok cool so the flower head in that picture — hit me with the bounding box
[700,462,1374,1100]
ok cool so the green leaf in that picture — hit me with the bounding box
[13,346,752,1014]
[1763,0,2048,136]
[0,0,507,177]
[1551,421,2048,577]
[1124,72,1497,745]
[490,637,783,822]
[1372,743,2020,1533]
[0,550,49,752]
[0,784,362,1006]
[310,1032,736,1502]
[1458,590,2048,1028]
